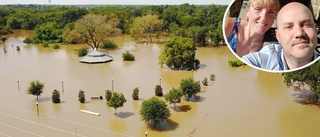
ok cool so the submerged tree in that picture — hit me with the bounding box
[78,90,85,103]
[107,92,127,115]
[23,37,32,45]
[140,97,170,128]
[1,36,7,44]
[158,36,200,70]
[105,90,112,101]
[130,14,163,43]
[26,80,45,102]
[132,87,139,100]
[122,50,135,61]
[180,77,200,101]
[33,22,62,43]
[202,77,208,86]
[155,85,163,96]
[52,89,61,103]
[281,61,320,101]
[164,87,183,110]
[210,74,216,81]
[63,14,121,50]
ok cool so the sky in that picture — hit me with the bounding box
[0,0,233,5]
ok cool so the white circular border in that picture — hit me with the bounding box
[222,0,320,73]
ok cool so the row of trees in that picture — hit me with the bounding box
[25,75,214,127]
[0,4,227,45]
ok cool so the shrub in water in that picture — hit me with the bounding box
[210,74,216,81]
[202,77,208,86]
[42,42,49,47]
[132,87,139,100]
[52,89,60,103]
[53,44,60,49]
[155,85,163,96]
[105,90,112,101]
[78,47,88,57]
[78,90,85,103]
[100,40,118,49]
[122,50,135,61]
[228,60,246,67]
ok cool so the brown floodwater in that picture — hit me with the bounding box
[0,30,319,137]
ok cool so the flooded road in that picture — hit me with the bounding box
[0,30,319,137]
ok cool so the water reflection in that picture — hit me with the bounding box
[0,30,320,137]
[53,103,61,113]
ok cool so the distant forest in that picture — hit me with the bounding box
[0,4,227,46]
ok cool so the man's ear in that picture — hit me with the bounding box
[275,29,280,43]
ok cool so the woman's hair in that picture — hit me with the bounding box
[247,0,280,13]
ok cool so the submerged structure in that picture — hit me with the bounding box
[80,49,113,64]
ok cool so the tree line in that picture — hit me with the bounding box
[0,3,227,46]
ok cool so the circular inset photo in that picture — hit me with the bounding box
[223,0,320,73]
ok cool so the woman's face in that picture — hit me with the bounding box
[246,4,277,34]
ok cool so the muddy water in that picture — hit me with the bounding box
[0,30,320,137]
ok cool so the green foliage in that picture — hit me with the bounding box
[172,26,208,46]
[155,85,163,96]
[42,42,49,47]
[107,92,127,115]
[210,74,216,81]
[26,80,45,102]
[281,61,320,101]
[34,22,62,43]
[165,4,226,46]
[158,36,200,70]
[140,97,171,128]
[52,89,61,103]
[57,8,88,28]
[78,47,88,57]
[0,4,227,46]
[64,14,121,50]
[164,87,183,110]
[7,16,22,29]
[78,90,85,103]
[1,5,87,31]
[1,36,7,44]
[130,14,163,43]
[100,40,118,49]
[33,39,41,44]
[180,77,200,101]
[228,60,246,67]
[0,26,12,35]
[105,90,112,101]
[202,77,208,86]
[132,87,139,100]
[53,44,60,49]
[195,81,201,90]
[155,31,161,38]
[122,50,135,61]
[23,37,33,45]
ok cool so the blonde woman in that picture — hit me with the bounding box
[224,0,280,57]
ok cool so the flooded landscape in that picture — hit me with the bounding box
[0,30,320,137]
